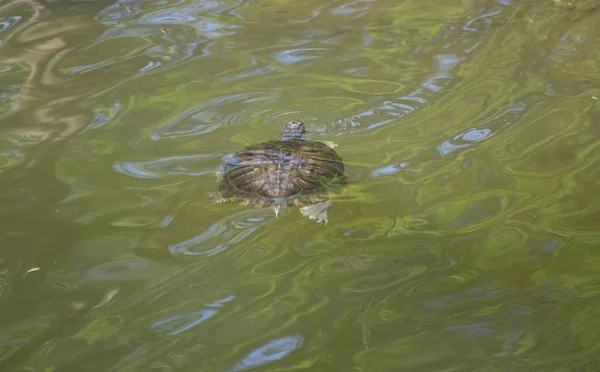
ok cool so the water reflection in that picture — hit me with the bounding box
[114,154,222,179]
[229,334,304,372]
[0,0,119,178]
[2,0,600,370]
[169,208,273,257]
[151,294,234,336]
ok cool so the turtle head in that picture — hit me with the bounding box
[280,120,305,141]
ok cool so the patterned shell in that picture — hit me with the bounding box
[218,139,347,207]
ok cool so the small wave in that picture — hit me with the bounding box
[169,208,273,257]
[229,334,304,372]
[113,154,222,179]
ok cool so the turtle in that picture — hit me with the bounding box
[208,120,347,224]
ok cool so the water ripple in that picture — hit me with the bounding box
[113,154,222,179]
[151,93,269,140]
[151,294,235,335]
[169,208,273,257]
[272,48,331,65]
[4,0,600,371]
[229,334,304,372]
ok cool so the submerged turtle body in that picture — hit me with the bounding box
[209,120,347,224]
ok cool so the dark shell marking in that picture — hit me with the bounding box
[217,139,347,207]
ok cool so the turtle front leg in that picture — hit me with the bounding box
[300,200,333,225]
[216,165,227,182]
[208,192,229,203]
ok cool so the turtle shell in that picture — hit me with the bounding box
[217,139,347,208]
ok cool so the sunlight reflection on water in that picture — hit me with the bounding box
[229,334,304,372]
[2,0,600,370]
[169,208,273,257]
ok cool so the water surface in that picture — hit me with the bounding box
[1,0,600,370]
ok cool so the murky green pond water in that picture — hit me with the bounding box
[2,0,600,370]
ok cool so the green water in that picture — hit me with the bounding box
[1,0,600,370]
